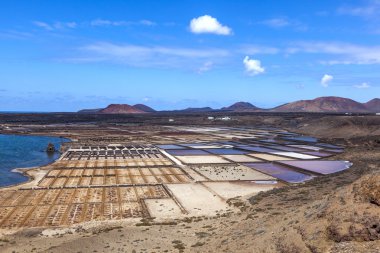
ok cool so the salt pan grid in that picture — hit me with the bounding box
[53,153,173,168]
[39,167,191,188]
[0,185,169,228]
[156,126,350,184]
[0,126,352,229]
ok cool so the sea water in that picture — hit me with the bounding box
[0,134,68,187]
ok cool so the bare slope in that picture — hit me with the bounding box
[99,104,156,114]
[222,102,261,111]
[273,96,369,113]
[365,98,380,112]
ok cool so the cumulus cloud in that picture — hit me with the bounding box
[354,82,370,88]
[189,15,232,35]
[321,74,333,87]
[243,56,265,76]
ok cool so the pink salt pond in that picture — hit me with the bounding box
[244,163,314,184]
[278,160,352,175]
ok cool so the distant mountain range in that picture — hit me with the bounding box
[78,97,380,114]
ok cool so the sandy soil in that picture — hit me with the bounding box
[191,165,275,181]
[201,181,282,200]
[166,183,231,216]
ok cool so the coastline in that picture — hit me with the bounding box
[0,134,71,190]
[1,159,59,191]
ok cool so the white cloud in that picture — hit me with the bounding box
[354,82,370,88]
[260,18,290,28]
[321,74,333,87]
[69,42,229,69]
[54,22,77,29]
[243,56,265,76]
[33,21,77,31]
[240,45,279,55]
[287,42,380,64]
[33,21,53,31]
[338,1,380,17]
[259,17,308,31]
[139,20,156,26]
[198,61,213,73]
[90,19,156,27]
[90,19,115,26]
[83,43,229,58]
[0,30,33,39]
[189,15,232,35]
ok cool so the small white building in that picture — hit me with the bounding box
[376,113,380,116]
[168,118,175,122]
[207,116,214,120]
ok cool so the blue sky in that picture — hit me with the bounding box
[0,0,379,111]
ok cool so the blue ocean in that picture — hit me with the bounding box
[0,134,68,187]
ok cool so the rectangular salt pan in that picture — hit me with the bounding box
[278,160,352,175]
[244,163,313,183]
[157,144,186,150]
[315,143,342,149]
[237,146,280,153]
[287,145,323,151]
[267,145,306,152]
[249,153,295,161]
[166,149,210,156]
[204,148,248,155]
[271,152,319,160]
[325,149,344,153]
[221,155,262,163]
[282,136,318,142]
[188,145,223,149]
[301,151,332,157]
[177,155,229,164]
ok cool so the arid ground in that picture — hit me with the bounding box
[0,113,379,253]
